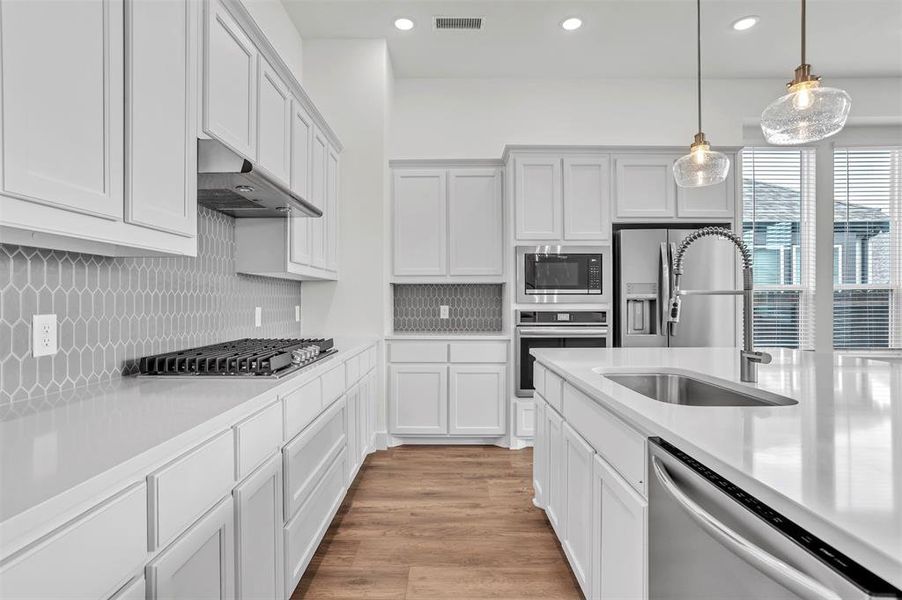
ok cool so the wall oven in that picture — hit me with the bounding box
[516,246,612,304]
[515,310,609,397]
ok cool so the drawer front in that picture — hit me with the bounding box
[563,383,647,496]
[283,398,346,520]
[149,430,236,550]
[235,400,283,479]
[284,448,348,597]
[0,483,147,600]
[544,369,563,412]
[284,377,323,441]
[389,341,447,363]
[533,362,546,398]
[515,400,536,437]
[346,354,361,385]
[367,346,377,372]
[321,363,346,406]
[449,341,508,363]
[111,576,145,600]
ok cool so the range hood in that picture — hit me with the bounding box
[197,140,321,218]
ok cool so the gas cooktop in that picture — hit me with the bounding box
[137,338,336,378]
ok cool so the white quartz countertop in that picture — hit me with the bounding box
[0,337,377,555]
[530,347,902,589]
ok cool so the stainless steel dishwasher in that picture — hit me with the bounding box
[649,438,901,600]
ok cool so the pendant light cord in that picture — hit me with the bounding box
[801,0,806,65]
[696,0,702,133]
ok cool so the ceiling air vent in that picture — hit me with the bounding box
[433,16,483,31]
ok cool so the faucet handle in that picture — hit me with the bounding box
[742,350,772,365]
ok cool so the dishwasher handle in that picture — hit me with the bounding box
[651,457,842,600]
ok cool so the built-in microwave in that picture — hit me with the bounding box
[516,245,612,304]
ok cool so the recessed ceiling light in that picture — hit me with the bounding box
[731,16,759,31]
[561,17,582,31]
[394,18,415,31]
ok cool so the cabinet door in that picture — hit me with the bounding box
[124,0,197,238]
[288,101,313,267]
[392,170,448,276]
[563,156,611,241]
[234,455,282,600]
[1,0,123,219]
[545,406,565,536]
[309,129,327,268]
[256,57,291,186]
[592,454,648,600]
[563,423,594,597]
[147,497,234,600]
[613,156,676,220]
[204,0,256,159]
[448,168,502,276]
[515,156,562,240]
[346,387,360,481]
[448,365,505,435]
[532,397,546,508]
[325,147,340,272]
[389,365,448,435]
[676,168,735,219]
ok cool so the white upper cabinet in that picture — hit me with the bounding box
[448,168,503,276]
[204,0,257,160]
[392,170,448,277]
[563,156,611,241]
[515,156,562,240]
[255,57,291,186]
[310,129,328,267]
[676,168,736,219]
[289,101,314,267]
[0,0,123,220]
[613,155,677,220]
[325,146,340,272]
[125,0,197,238]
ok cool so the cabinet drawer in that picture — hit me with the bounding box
[515,400,536,437]
[283,399,346,520]
[389,341,447,363]
[449,341,507,363]
[235,400,282,479]
[284,377,323,440]
[346,353,361,385]
[359,346,373,373]
[544,369,563,412]
[321,363,346,406]
[563,383,647,496]
[149,430,235,550]
[110,576,145,600]
[533,362,546,398]
[284,448,348,597]
[0,483,147,600]
[367,346,377,371]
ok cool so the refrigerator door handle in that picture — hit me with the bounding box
[659,242,671,335]
[651,457,842,600]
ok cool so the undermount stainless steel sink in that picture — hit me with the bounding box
[601,371,798,407]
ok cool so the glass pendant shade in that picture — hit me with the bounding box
[674,137,730,188]
[761,79,852,145]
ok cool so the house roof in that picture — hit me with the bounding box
[743,180,890,223]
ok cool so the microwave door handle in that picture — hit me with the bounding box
[651,458,842,600]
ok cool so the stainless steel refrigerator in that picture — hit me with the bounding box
[615,227,736,347]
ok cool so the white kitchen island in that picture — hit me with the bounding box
[530,346,901,597]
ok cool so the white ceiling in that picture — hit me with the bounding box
[282,0,902,79]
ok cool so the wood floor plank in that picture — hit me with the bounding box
[292,445,582,599]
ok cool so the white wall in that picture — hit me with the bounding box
[390,77,902,159]
[241,0,304,81]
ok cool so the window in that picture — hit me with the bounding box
[742,148,816,349]
[833,148,902,349]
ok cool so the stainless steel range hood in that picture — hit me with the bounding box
[197,140,321,218]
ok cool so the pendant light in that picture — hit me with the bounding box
[760,0,851,145]
[673,0,730,188]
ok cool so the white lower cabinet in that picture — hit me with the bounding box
[234,454,283,600]
[545,405,565,536]
[389,364,449,435]
[146,496,234,600]
[563,422,594,597]
[111,577,146,600]
[346,385,361,481]
[448,365,506,435]
[532,397,547,507]
[592,454,648,600]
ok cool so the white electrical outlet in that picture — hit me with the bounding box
[32,314,58,357]
[440,305,450,319]
[255,307,262,327]
[295,305,300,322]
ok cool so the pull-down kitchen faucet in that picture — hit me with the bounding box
[668,227,772,383]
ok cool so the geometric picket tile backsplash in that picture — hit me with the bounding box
[393,283,503,333]
[0,207,303,405]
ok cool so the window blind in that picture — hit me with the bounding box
[741,148,817,349]
[833,148,902,349]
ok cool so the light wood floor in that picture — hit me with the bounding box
[292,445,582,600]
